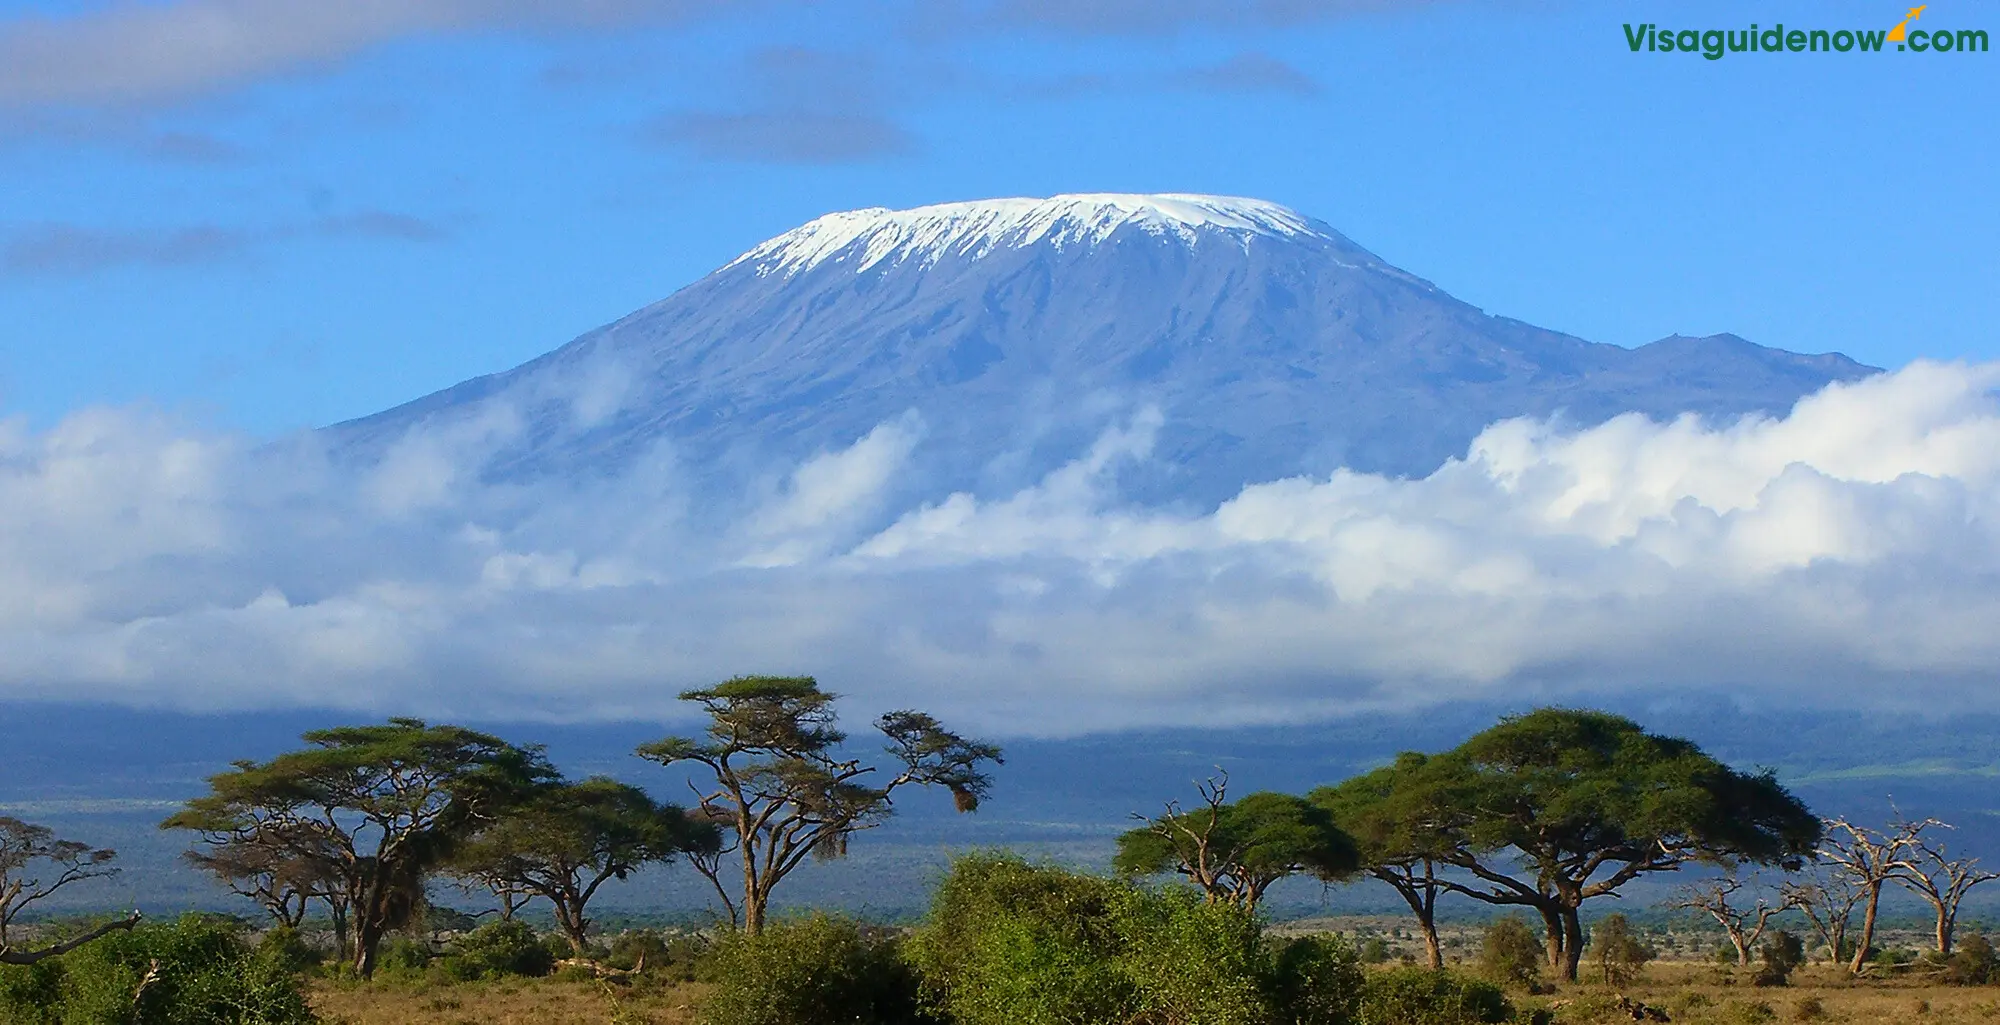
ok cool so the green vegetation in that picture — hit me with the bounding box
[0,913,317,1024]
[10,696,2000,1022]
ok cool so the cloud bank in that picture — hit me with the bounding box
[4,362,1998,734]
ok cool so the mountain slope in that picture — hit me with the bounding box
[330,193,1875,506]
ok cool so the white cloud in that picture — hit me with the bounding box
[2,362,1999,733]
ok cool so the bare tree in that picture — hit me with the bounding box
[1896,824,1999,956]
[180,827,340,929]
[0,816,138,965]
[1818,815,1933,974]
[1782,866,1868,966]
[1668,875,1795,967]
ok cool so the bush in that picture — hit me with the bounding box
[1115,887,1277,1025]
[434,919,556,980]
[254,925,322,974]
[700,914,925,1025]
[1711,999,1778,1025]
[1754,931,1805,987]
[1357,967,1510,1025]
[1270,934,1365,1025]
[1477,916,1543,989]
[904,854,1135,1025]
[370,936,434,981]
[0,913,318,1025]
[1945,934,1997,985]
[1586,914,1652,987]
[906,853,1368,1025]
[1360,938,1392,964]
[1792,995,1826,1020]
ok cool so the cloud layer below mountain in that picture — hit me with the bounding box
[4,360,1997,734]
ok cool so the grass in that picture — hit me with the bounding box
[305,959,2000,1025]
[309,975,707,1025]
[1524,962,2000,1025]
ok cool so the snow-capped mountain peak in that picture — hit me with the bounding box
[725,193,1329,278]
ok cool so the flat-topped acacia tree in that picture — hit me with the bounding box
[164,718,556,977]
[637,675,1002,935]
[1411,709,1820,981]
[1114,773,1359,909]
[1310,752,1469,970]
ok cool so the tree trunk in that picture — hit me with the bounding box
[1560,907,1585,983]
[1936,905,1953,957]
[1538,905,1566,975]
[1731,932,1753,967]
[1419,918,1443,971]
[1849,881,1884,974]
[556,900,590,956]
[354,920,383,979]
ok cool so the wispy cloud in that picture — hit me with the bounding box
[3,211,455,275]
[646,47,916,164]
[0,0,724,109]
[1172,53,1321,96]
[928,0,1420,35]
[4,363,2000,734]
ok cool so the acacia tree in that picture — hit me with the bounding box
[1114,772,1358,909]
[450,777,719,955]
[1407,709,1820,981]
[1897,825,1998,957]
[164,718,555,977]
[181,827,342,929]
[0,817,137,965]
[636,676,1001,935]
[1781,866,1867,965]
[1311,753,1466,970]
[1818,816,1930,974]
[1667,875,1796,967]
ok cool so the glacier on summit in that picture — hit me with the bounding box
[331,193,1874,510]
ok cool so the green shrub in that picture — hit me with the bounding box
[371,936,434,981]
[1357,967,1510,1025]
[1477,916,1544,989]
[1792,995,1826,1020]
[1115,887,1277,1025]
[699,914,925,1025]
[432,920,556,980]
[1945,934,1998,985]
[1711,999,1778,1025]
[1586,914,1652,987]
[0,913,317,1025]
[607,928,711,982]
[254,925,322,974]
[1269,935,1364,1025]
[904,854,1135,1025]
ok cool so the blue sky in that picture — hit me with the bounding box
[0,0,1994,436]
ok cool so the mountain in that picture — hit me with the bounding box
[329,193,1875,506]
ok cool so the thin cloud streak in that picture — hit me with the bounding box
[3,211,456,275]
[0,0,727,108]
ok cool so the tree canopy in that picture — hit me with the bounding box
[636,675,1002,934]
[1413,708,1820,979]
[163,718,556,977]
[1115,778,1357,908]
[450,776,719,953]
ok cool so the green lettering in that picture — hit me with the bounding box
[1910,29,1929,51]
[1702,29,1726,60]
[1761,24,1784,49]
[1809,30,1830,51]
[1623,23,1648,51]
[1959,29,1990,51]
[1832,30,1855,51]
[1786,29,1806,51]
[1677,29,1700,51]
[1855,29,1886,51]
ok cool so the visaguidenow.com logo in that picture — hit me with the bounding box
[1625,5,1988,59]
